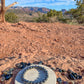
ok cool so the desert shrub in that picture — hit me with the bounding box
[36,10,63,23]
[59,18,71,23]
[47,10,55,17]
[47,9,63,19]
[36,14,50,22]
[5,12,19,23]
[66,1,84,24]
[77,15,84,23]
[66,8,84,24]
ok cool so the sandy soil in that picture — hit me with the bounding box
[0,22,84,84]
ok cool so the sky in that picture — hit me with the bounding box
[4,0,77,10]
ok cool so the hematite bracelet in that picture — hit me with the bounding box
[21,65,48,84]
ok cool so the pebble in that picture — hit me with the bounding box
[38,61,43,64]
[59,69,62,72]
[62,81,68,84]
[27,63,31,66]
[68,81,74,84]
[67,69,73,74]
[69,74,76,80]
[57,78,62,83]
[51,68,56,71]
[61,72,65,76]
[77,75,82,79]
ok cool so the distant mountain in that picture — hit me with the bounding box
[10,6,50,13]
[62,9,67,14]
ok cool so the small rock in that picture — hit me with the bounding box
[77,75,82,79]
[62,56,66,59]
[68,81,74,84]
[69,74,76,80]
[62,81,68,84]
[59,69,62,72]
[27,63,31,66]
[52,43,55,45]
[51,68,56,71]
[18,22,22,25]
[81,69,84,75]
[38,61,43,65]
[19,53,22,56]
[57,78,62,83]
[67,69,73,74]
[61,72,65,76]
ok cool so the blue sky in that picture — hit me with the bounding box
[5,0,77,10]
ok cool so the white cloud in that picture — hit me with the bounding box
[5,0,76,6]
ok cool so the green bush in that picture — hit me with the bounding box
[77,15,84,23]
[36,10,64,23]
[47,9,63,19]
[5,12,19,23]
[66,1,84,24]
[36,14,50,22]
[59,18,70,23]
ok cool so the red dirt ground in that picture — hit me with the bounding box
[0,22,84,84]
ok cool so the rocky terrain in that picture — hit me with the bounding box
[8,6,50,13]
[0,22,84,84]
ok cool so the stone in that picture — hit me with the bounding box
[57,78,62,83]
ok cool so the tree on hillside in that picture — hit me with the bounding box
[47,9,63,19]
[47,10,54,17]
[5,12,19,23]
[74,0,84,13]
[74,0,84,23]
[36,14,49,22]
[0,0,17,22]
[36,9,63,23]
[65,0,84,23]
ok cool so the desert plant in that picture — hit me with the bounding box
[36,14,50,22]
[66,0,84,24]
[0,0,17,22]
[5,12,19,23]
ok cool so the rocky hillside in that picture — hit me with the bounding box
[0,22,84,84]
[9,6,50,13]
[6,7,50,22]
